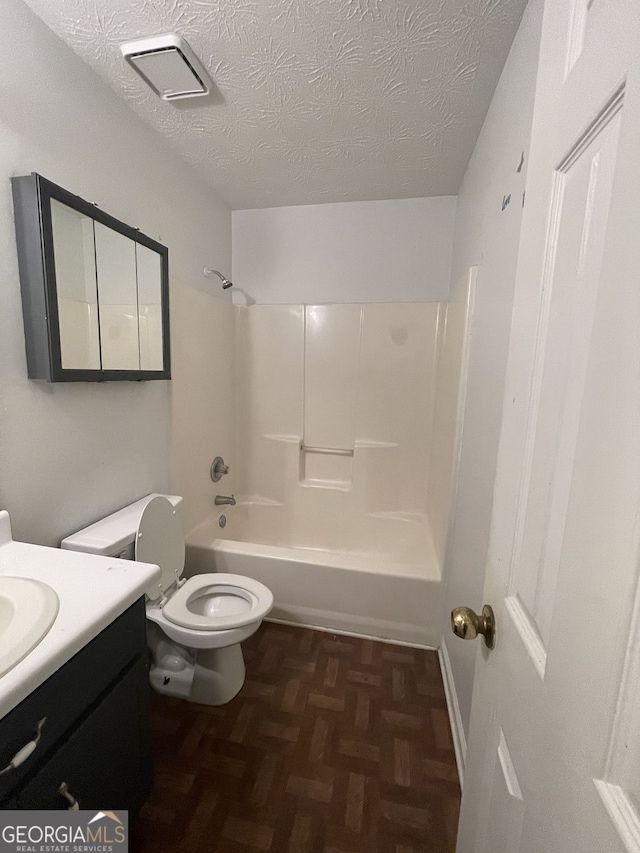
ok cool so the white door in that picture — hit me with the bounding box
[456,0,640,850]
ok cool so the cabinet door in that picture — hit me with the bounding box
[136,242,165,371]
[94,222,140,372]
[0,601,146,804]
[18,658,151,813]
[49,199,101,371]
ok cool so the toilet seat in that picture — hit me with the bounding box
[145,598,263,649]
[162,573,273,631]
[135,496,273,635]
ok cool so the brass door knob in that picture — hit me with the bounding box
[451,604,495,649]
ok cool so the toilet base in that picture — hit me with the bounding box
[147,624,247,706]
[190,643,246,706]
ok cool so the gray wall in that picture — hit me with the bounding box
[0,0,231,545]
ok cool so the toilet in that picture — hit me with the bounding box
[61,494,273,706]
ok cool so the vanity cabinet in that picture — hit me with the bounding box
[18,660,149,810]
[11,173,170,382]
[0,599,152,812]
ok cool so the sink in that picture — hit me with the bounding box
[0,577,59,678]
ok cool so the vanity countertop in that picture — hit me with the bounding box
[0,510,160,721]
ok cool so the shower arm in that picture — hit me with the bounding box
[204,267,233,289]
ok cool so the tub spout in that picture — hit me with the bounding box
[215,494,236,506]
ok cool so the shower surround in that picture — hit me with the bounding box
[236,302,439,546]
[187,290,473,646]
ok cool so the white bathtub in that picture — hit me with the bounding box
[185,503,442,647]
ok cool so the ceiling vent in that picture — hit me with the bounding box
[120,34,212,101]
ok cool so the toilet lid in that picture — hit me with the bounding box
[135,496,185,600]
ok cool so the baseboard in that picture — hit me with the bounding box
[265,602,437,648]
[438,637,467,788]
[265,616,437,651]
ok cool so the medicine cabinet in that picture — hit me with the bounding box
[11,173,170,381]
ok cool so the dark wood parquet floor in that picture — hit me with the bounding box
[131,623,460,853]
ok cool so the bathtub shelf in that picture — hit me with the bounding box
[300,441,353,488]
[300,443,354,457]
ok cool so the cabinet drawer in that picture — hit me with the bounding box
[18,657,151,812]
[0,599,146,801]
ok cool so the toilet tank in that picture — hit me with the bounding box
[61,493,183,559]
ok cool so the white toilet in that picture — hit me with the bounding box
[62,494,273,705]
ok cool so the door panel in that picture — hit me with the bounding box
[458,0,640,850]
[508,100,622,668]
[480,730,525,853]
[595,577,640,845]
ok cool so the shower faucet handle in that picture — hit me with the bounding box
[210,457,230,482]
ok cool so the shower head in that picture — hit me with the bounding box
[204,267,233,289]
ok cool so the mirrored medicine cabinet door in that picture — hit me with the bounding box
[12,173,170,382]
[49,198,101,372]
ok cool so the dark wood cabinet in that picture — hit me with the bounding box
[0,599,152,812]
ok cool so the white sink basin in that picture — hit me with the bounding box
[0,577,59,678]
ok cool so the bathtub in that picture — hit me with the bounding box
[185,502,442,647]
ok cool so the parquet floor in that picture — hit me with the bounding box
[131,623,460,853]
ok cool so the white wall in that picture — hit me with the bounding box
[232,197,456,304]
[0,0,231,545]
[440,0,544,763]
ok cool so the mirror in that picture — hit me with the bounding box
[136,243,164,371]
[94,222,140,371]
[50,200,100,371]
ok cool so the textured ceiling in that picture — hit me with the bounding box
[23,0,528,209]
